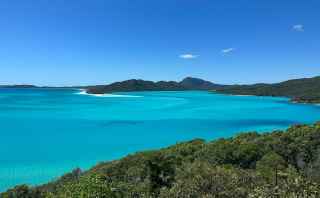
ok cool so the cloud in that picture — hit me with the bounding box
[293,24,304,32]
[179,54,198,59]
[221,48,235,54]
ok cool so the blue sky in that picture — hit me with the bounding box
[0,0,319,86]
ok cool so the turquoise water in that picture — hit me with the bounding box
[1,88,320,191]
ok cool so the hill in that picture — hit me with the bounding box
[0,85,37,88]
[215,76,320,103]
[3,122,320,197]
[86,79,185,94]
[86,77,224,94]
[179,77,224,90]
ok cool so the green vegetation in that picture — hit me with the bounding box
[86,75,320,104]
[0,85,37,88]
[215,76,320,103]
[86,77,223,94]
[3,122,320,197]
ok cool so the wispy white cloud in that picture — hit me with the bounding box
[221,48,235,54]
[179,54,198,59]
[293,24,304,32]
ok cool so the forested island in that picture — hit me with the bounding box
[215,76,320,104]
[85,77,224,94]
[2,122,320,197]
[0,85,37,88]
[85,76,320,104]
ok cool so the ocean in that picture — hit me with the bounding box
[1,88,320,191]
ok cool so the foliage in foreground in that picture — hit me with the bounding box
[3,122,320,197]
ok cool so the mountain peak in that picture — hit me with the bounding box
[180,77,221,90]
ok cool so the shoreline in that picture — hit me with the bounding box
[212,90,320,105]
[82,89,320,105]
[76,89,142,98]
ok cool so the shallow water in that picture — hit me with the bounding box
[1,88,320,191]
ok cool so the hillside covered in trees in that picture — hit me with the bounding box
[215,76,320,103]
[85,77,224,94]
[3,122,320,197]
[86,75,320,104]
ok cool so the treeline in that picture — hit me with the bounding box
[0,85,37,88]
[3,122,320,197]
[86,77,224,94]
[215,76,320,103]
[86,75,320,104]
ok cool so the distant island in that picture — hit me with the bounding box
[3,122,320,197]
[0,85,37,88]
[85,77,225,94]
[86,76,320,104]
[2,76,320,104]
[0,85,87,89]
[215,76,320,104]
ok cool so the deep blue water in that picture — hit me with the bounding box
[1,88,320,191]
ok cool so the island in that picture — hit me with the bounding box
[0,85,38,88]
[85,77,225,94]
[215,76,320,104]
[85,75,320,104]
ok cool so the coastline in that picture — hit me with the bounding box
[83,89,320,106]
[212,90,320,105]
[76,89,142,98]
